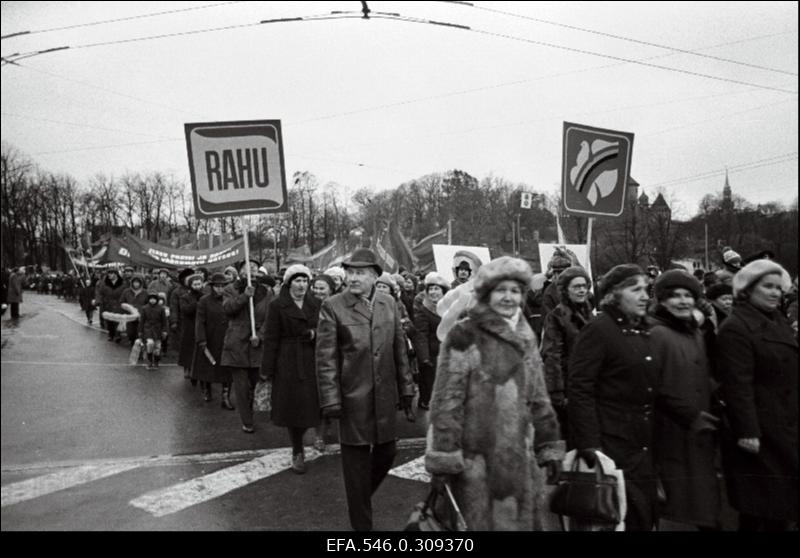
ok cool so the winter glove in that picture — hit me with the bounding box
[544,459,563,485]
[170,323,178,332]
[577,448,600,468]
[249,336,261,348]
[690,411,720,433]
[244,285,255,298]
[198,341,207,349]
[161,332,168,340]
[322,405,342,420]
[737,437,760,454]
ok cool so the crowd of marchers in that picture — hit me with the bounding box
[1,244,796,532]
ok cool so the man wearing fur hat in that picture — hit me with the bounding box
[316,248,415,531]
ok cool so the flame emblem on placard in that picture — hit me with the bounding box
[569,139,619,206]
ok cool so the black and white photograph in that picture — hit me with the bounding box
[1,1,796,536]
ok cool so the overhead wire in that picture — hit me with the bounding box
[647,153,798,189]
[447,1,798,77]
[1,1,246,40]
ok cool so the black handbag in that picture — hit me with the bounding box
[549,454,620,524]
[405,481,468,531]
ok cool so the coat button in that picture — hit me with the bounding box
[647,387,653,393]
[645,356,652,362]
[643,446,649,451]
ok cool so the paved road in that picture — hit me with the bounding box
[1,293,429,531]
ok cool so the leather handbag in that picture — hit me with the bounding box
[549,454,621,524]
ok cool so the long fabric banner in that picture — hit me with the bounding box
[411,227,448,274]
[102,233,245,270]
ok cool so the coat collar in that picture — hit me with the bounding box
[733,302,795,343]
[469,303,535,354]
[277,287,319,321]
[341,290,373,321]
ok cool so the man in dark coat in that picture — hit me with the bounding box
[120,274,148,346]
[7,266,25,319]
[169,268,195,363]
[97,269,125,341]
[178,272,205,384]
[222,260,273,433]
[316,248,415,531]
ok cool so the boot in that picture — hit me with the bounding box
[292,451,306,474]
[146,353,154,369]
[221,385,235,410]
[202,382,212,402]
[153,354,160,369]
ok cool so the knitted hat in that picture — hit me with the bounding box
[473,257,533,303]
[423,272,450,292]
[732,259,791,297]
[722,248,742,267]
[548,248,573,272]
[376,272,399,295]
[223,265,238,279]
[283,264,312,285]
[391,273,406,288]
[654,269,702,301]
[598,264,645,299]
[324,266,346,281]
[146,290,160,302]
[556,266,591,300]
[705,283,732,301]
[452,250,482,274]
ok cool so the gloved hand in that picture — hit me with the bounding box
[161,331,168,339]
[244,285,255,298]
[737,437,760,454]
[170,323,178,332]
[198,341,207,349]
[249,336,261,348]
[577,448,600,467]
[690,411,720,433]
[322,405,342,420]
[544,459,563,485]
[399,395,414,412]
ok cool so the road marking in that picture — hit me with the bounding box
[129,446,325,517]
[1,463,141,508]
[389,455,430,483]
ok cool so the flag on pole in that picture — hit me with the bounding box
[372,225,398,273]
[387,220,417,272]
[556,211,566,244]
[308,239,343,271]
[412,227,448,273]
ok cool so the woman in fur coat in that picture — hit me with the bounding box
[425,256,565,531]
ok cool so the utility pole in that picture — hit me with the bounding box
[516,213,521,257]
[704,221,709,270]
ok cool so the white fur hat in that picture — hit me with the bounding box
[324,266,346,280]
[376,272,399,294]
[732,259,791,297]
[424,272,450,291]
[283,264,312,284]
[473,256,533,302]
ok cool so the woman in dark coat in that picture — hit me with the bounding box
[540,266,592,446]
[178,273,204,382]
[649,270,721,530]
[260,264,321,474]
[716,260,798,531]
[412,272,449,410]
[568,265,715,531]
[195,272,234,410]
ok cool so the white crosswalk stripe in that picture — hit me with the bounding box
[1,463,141,508]
[389,455,430,483]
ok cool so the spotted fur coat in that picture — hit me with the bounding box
[425,302,565,530]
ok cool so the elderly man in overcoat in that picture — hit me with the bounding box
[316,248,415,531]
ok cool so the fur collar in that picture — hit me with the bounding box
[468,303,535,354]
[421,294,439,315]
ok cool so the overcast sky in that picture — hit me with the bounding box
[1,1,797,220]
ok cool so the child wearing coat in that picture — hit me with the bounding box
[139,290,169,368]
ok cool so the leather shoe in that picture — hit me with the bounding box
[292,452,306,474]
